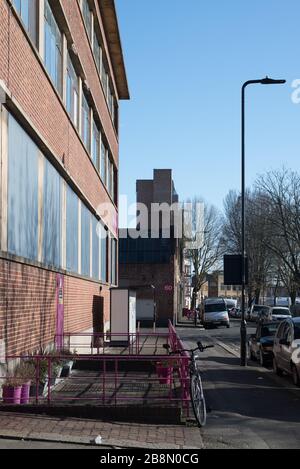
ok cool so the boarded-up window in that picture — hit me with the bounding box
[8,114,39,261]
[66,186,79,273]
[81,204,91,277]
[92,217,100,280]
[100,224,107,283]
[43,160,61,267]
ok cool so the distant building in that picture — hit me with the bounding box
[119,169,184,326]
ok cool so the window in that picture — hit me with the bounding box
[101,62,108,98]
[66,54,79,128]
[100,141,107,185]
[110,237,117,285]
[107,157,112,196]
[44,0,62,95]
[92,217,100,280]
[13,0,37,45]
[100,224,107,282]
[92,119,100,169]
[66,186,79,273]
[7,114,39,261]
[81,93,91,153]
[43,160,61,267]
[93,32,101,74]
[108,87,113,116]
[82,0,92,40]
[81,204,91,277]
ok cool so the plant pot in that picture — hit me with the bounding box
[21,381,31,404]
[2,385,22,404]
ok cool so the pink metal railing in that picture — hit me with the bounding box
[54,331,171,356]
[0,323,191,417]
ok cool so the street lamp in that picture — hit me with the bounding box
[240,76,286,367]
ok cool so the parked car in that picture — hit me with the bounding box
[270,306,292,322]
[229,307,242,318]
[273,317,300,386]
[248,305,271,323]
[248,321,279,366]
[203,298,230,329]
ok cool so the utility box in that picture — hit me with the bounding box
[110,288,136,345]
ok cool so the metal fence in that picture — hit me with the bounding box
[0,322,191,417]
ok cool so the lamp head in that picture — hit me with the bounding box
[261,76,286,85]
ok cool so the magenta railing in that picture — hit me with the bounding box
[54,331,171,356]
[0,323,191,417]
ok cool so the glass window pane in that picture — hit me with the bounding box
[44,0,62,95]
[100,142,107,185]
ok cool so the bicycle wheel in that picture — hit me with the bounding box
[190,372,207,427]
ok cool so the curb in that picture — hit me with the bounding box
[0,431,202,450]
[214,338,300,399]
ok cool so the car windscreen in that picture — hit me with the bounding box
[205,304,226,313]
[273,309,291,315]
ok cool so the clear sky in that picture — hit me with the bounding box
[116,0,300,226]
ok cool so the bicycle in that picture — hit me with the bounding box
[164,340,214,427]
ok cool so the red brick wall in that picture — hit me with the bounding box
[0,259,56,356]
[1,1,118,217]
[119,261,176,326]
[0,258,111,356]
[64,276,110,333]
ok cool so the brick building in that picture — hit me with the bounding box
[0,0,129,358]
[119,170,184,327]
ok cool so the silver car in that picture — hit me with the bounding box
[249,305,271,323]
[270,306,292,322]
[273,317,300,386]
[203,299,230,328]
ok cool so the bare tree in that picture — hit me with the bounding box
[222,189,271,305]
[256,168,300,305]
[185,199,223,309]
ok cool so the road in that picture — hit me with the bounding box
[177,320,300,449]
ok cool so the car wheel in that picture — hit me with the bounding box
[273,358,283,376]
[292,364,300,387]
[259,349,266,367]
[226,324,230,329]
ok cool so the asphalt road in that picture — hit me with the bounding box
[177,320,300,449]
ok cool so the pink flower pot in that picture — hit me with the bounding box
[2,385,22,404]
[21,382,31,404]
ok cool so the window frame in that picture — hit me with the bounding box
[44,0,63,96]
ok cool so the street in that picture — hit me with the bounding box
[177,320,300,449]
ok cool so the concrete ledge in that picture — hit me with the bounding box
[0,404,183,425]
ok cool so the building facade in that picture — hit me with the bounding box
[0,0,129,358]
[119,170,184,327]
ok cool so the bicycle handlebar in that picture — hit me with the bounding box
[167,341,214,356]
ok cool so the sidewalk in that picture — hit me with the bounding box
[0,411,203,449]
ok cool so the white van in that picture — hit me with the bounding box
[203,298,230,329]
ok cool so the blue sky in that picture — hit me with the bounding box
[116,0,300,226]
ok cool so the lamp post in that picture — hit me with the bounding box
[240,76,286,367]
